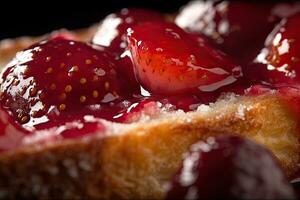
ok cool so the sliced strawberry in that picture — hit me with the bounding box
[175,1,300,64]
[92,8,165,93]
[246,13,300,85]
[92,8,165,54]
[0,38,123,126]
[0,107,30,151]
[127,22,242,95]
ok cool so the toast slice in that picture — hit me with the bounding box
[0,31,299,199]
[0,93,298,199]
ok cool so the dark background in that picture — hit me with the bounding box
[1,0,295,40]
[0,0,190,40]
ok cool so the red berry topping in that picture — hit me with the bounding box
[0,38,122,126]
[175,1,300,63]
[92,9,163,94]
[113,99,165,123]
[245,84,275,96]
[112,95,204,123]
[0,107,30,151]
[127,22,242,95]
[166,136,295,200]
[246,13,300,85]
[92,8,165,54]
[115,54,140,94]
[0,113,106,151]
[24,115,106,146]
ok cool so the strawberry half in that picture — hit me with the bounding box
[92,8,165,93]
[246,13,300,85]
[127,22,242,95]
[0,38,123,125]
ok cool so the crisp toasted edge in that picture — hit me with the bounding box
[0,94,299,199]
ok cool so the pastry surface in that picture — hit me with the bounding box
[0,92,298,199]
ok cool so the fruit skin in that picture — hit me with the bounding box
[92,8,165,93]
[0,38,122,126]
[175,1,300,64]
[246,13,300,85]
[127,21,242,95]
[166,135,295,200]
[0,106,30,151]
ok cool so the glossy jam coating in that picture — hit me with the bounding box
[175,1,300,64]
[0,93,205,150]
[246,13,300,85]
[111,95,204,123]
[0,107,30,151]
[127,21,242,95]
[92,8,163,94]
[0,113,106,152]
[166,136,295,199]
[0,38,123,126]
[28,115,105,142]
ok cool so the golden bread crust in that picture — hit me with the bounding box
[0,95,298,199]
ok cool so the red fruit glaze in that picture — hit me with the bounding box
[0,114,106,151]
[112,95,204,123]
[245,84,275,96]
[166,136,295,199]
[0,38,122,126]
[175,1,300,63]
[115,54,140,93]
[26,115,106,144]
[92,8,165,54]
[0,107,30,151]
[246,13,300,85]
[113,99,166,123]
[92,8,165,93]
[127,22,242,95]
[92,9,165,93]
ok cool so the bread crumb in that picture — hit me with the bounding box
[236,104,246,120]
